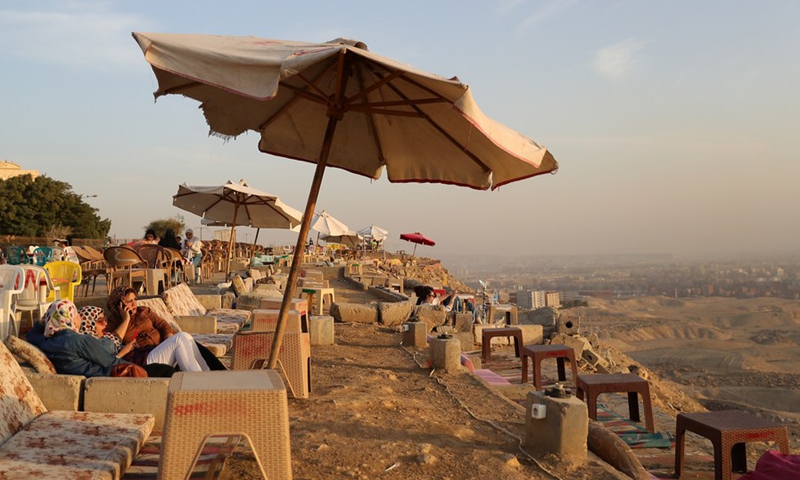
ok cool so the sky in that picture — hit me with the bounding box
[2,1,799,259]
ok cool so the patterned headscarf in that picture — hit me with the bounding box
[106,285,136,325]
[42,300,80,338]
[77,306,104,335]
[78,305,122,353]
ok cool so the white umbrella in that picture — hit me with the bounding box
[134,33,558,369]
[358,224,389,241]
[173,180,302,277]
[311,210,349,236]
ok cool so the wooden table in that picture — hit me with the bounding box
[481,327,523,363]
[520,344,578,390]
[159,370,291,480]
[576,373,655,433]
[674,410,790,480]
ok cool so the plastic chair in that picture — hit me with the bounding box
[32,247,54,266]
[43,261,83,302]
[0,265,25,340]
[16,265,59,331]
[103,246,148,293]
[5,246,29,265]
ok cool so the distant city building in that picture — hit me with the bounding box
[0,160,39,180]
[545,292,561,307]
[516,290,549,309]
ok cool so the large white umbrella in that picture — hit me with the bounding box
[358,224,389,241]
[321,231,363,249]
[173,180,303,277]
[311,210,349,237]
[134,33,558,369]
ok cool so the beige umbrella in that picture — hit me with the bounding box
[321,231,363,249]
[133,33,558,369]
[173,180,303,277]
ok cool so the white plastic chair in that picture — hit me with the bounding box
[0,265,25,340]
[16,265,59,332]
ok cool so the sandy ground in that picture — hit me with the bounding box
[218,277,628,480]
[571,296,800,450]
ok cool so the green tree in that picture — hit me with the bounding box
[0,174,111,238]
[144,216,186,239]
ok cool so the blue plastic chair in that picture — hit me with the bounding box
[32,247,54,266]
[5,246,28,265]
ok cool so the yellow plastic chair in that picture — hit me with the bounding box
[43,261,83,302]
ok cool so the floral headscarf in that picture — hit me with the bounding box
[106,285,136,326]
[77,306,104,335]
[78,305,122,353]
[42,300,80,338]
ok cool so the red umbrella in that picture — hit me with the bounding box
[399,232,435,257]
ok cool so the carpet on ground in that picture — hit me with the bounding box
[596,404,674,449]
[124,434,247,479]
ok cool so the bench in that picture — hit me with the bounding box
[0,339,154,479]
[162,283,251,334]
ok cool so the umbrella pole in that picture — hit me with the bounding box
[268,116,340,370]
[252,228,261,257]
[226,204,240,279]
[412,243,418,258]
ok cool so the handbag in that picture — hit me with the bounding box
[110,363,148,377]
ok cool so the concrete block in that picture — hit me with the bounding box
[330,302,378,324]
[519,307,558,328]
[517,324,544,345]
[254,283,280,292]
[550,333,590,357]
[195,294,222,311]
[309,315,335,345]
[413,305,447,332]
[174,315,217,334]
[378,301,414,326]
[581,347,603,367]
[430,337,461,373]
[557,315,580,335]
[402,321,427,348]
[524,391,588,462]
[26,372,84,411]
[236,291,282,311]
[84,377,171,430]
[451,331,475,352]
[221,292,235,309]
[454,313,475,333]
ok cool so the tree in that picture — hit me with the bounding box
[0,174,111,239]
[144,216,186,239]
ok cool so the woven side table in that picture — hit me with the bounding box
[158,370,291,480]
[520,344,578,390]
[251,308,307,333]
[576,373,655,433]
[231,331,311,399]
[674,410,790,480]
[260,297,309,327]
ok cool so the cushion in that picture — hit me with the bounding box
[232,275,246,296]
[0,410,154,480]
[4,335,57,374]
[0,341,47,445]
[137,298,180,331]
[162,283,208,317]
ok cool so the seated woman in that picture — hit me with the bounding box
[414,285,439,306]
[105,285,224,371]
[27,300,135,377]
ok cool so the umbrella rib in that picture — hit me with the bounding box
[352,60,386,165]
[258,63,338,131]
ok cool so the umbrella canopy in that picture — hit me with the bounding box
[173,180,302,276]
[358,224,389,241]
[311,210,349,237]
[134,32,558,369]
[399,232,435,258]
[321,231,363,248]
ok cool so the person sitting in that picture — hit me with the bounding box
[414,285,439,306]
[26,300,137,377]
[105,285,224,372]
[158,229,182,250]
[136,229,160,247]
[181,228,203,284]
[441,289,463,312]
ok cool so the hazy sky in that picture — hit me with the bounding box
[2,1,799,258]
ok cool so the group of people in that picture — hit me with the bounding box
[135,228,203,284]
[27,285,224,378]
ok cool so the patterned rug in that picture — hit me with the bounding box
[124,434,244,479]
[596,405,674,449]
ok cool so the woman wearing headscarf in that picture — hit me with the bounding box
[158,229,182,250]
[105,285,211,372]
[26,300,132,377]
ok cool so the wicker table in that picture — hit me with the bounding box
[231,331,312,399]
[520,344,578,390]
[576,373,655,433]
[481,327,523,363]
[159,370,291,480]
[674,410,790,480]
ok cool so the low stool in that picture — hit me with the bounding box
[576,373,655,433]
[481,327,523,363]
[520,344,578,390]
